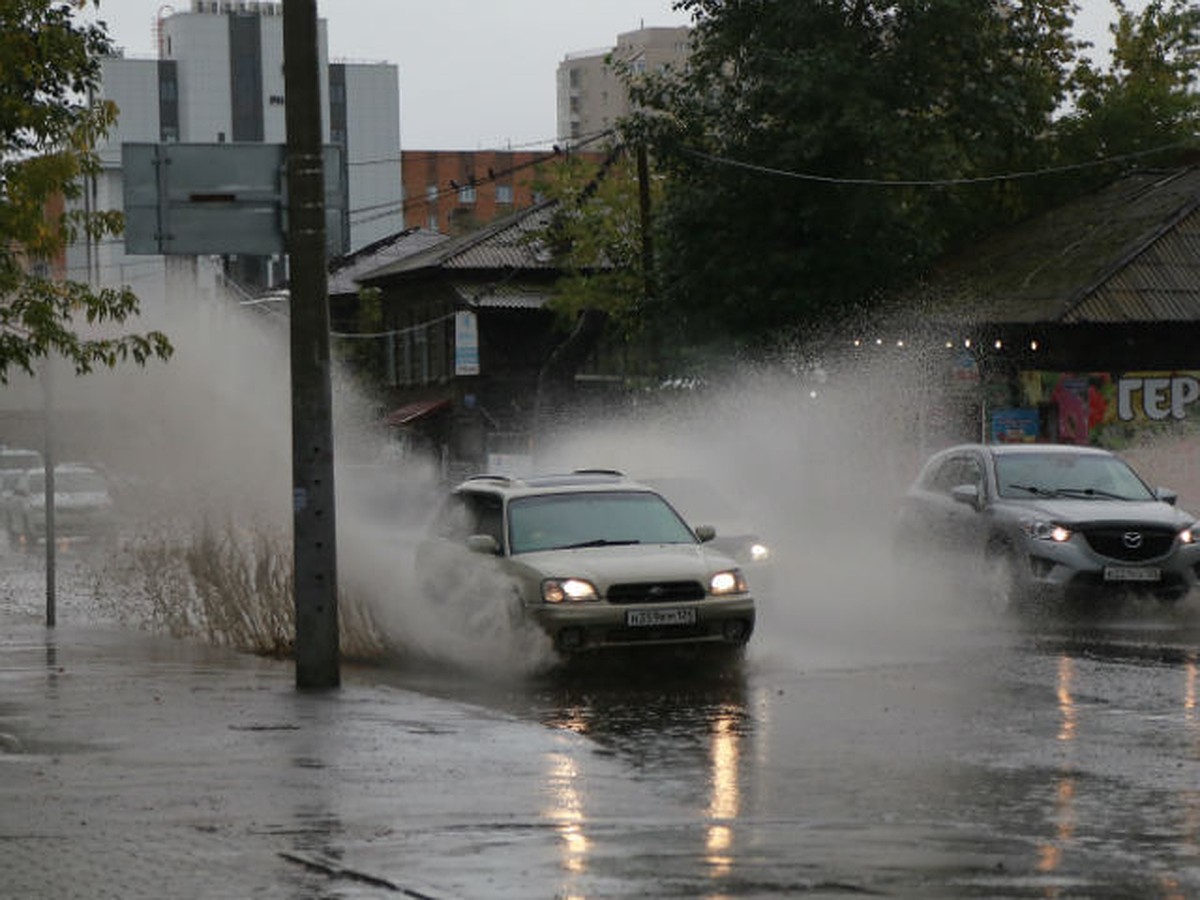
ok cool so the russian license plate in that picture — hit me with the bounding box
[1104,566,1162,583]
[626,607,697,627]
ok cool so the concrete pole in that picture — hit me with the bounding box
[283,0,339,689]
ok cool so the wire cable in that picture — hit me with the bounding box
[679,139,1199,187]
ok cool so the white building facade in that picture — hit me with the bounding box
[73,0,402,297]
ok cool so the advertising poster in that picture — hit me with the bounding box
[454,310,480,376]
[1019,371,1200,446]
[990,408,1040,443]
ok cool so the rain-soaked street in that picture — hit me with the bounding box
[7,529,1200,898]
[361,589,1200,899]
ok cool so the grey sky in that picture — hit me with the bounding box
[90,1,1140,151]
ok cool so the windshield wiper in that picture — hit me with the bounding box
[1052,486,1128,500]
[562,538,642,549]
[1009,483,1057,497]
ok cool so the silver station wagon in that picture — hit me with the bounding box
[416,470,756,656]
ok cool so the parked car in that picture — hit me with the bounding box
[10,463,117,547]
[416,469,756,656]
[895,443,1200,613]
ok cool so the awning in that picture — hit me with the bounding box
[383,397,451,427]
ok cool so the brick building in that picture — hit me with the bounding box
[401,149,605,236]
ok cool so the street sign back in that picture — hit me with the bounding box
[122,142,346,256]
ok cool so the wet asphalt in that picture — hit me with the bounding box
[5,546,1200,898]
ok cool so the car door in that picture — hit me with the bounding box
[907,452,988,556]
[415,489,506,597]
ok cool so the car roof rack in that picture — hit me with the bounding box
[463,473,518,485]
[571,468,625,478]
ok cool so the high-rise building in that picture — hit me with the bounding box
[73,0,402,296]
[556,26,691,147]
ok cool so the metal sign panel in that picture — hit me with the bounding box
[122,142,346,256]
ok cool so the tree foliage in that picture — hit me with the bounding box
[1058,0,1200,171]
[622,0,1200,350]
[533,149,658,340]
[0,0,172,382]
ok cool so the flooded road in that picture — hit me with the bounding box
[361,591,1200,899]
[7,532,1200,897]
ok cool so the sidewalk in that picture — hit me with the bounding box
[0,613,583,899]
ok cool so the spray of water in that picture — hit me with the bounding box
[8,277,1126,674]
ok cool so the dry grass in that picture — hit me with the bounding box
[97,518,390,660]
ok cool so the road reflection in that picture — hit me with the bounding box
[1035,654,1077,889]
[1027,616,1200,899]
[536,655,751,896]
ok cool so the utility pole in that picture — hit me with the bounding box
[283,0,339,689]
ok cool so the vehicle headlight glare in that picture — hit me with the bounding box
[710,569,747,595]
[1181,526,1196,545]
[749,542,770,562]
[542,578,598,603]
[1024,519,1071,542]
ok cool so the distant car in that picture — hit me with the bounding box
[895,443,1200,613]
[416,469,756,656]
[10,463,117,547]
[0,447,43,533]
[641,476,773,585]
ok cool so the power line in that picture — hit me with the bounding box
[679,139,1200,187]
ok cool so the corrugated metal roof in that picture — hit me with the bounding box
[327,228,449,296]
[359,200,561,282]
[903,167,1200,326]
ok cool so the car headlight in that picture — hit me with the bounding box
[1180,525,1197,544]
[1022,519,1071,542]
[710,569,748,596]
[749,542,770,563]
[542,578,599,603]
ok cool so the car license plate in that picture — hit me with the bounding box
[1104,566,1161,583]
[626,607,697,627]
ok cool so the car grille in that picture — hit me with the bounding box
[606,580,706,604]
[1081,526,1177,562]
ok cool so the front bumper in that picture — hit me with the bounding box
[1020,536,1200,602]
[530,595,756,654]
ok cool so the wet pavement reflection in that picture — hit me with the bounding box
[360,600,1200,898]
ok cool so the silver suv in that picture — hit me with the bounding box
[416,470,756,655]
[896,443,1200,612]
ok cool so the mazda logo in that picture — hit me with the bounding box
[1123,531,1144,549]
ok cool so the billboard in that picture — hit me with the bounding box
[1020,371,1200,446]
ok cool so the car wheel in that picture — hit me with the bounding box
[983,547,1024,617]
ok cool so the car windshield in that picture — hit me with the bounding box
[995,452,1155,501]
[27,470,108,493]
[508,490,697,554]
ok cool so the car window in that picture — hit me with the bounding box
[433,491,504,542]
[995,453,1155,500]
[928,455,983,496]
[24,470,108,494]
[508,490,696,554]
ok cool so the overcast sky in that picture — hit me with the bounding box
[89,1,1138,151]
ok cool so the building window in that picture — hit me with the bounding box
[457,183,476,204]
[427,214,438,231]
[496,184,513,205]
[426,184,438,202]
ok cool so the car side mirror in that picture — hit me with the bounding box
[466,534,501,555]
[951,484,981,510]
[694,524,716,543]
[1156,487,1178,506]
